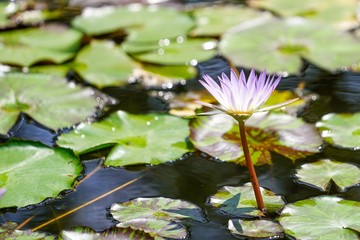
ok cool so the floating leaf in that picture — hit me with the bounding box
[133,64,197,89]
[61,226,153,240]
[111,197,205,240]
[279,196,360,239]
[0,2,15,29]
[57,111,190,166]
[74,40,138,88]
[0,24,82,66]
[209,183,285,217]
[117,219,187,240]
[189,112,322,165]
[190,5,264,36]
[111,197,205,222]
[30,63,71,77]
[220,17,360,74]
[316,112,360,149]
[0,141,82,208]
[228,219,284,239]
[125,38,217,66]
[0,73,99,135]
[249,0,358,29]
[295,159,360,191]
[0,222,57,239]
[72,5,194,42]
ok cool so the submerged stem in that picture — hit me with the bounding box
[238,120,265,212]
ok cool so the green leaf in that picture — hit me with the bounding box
[0,222,57,239]
[111,197,205,222]
[134,64,197,88]
[190,5,264,37]
[72,5,194,42]
[0,72,99,135]
[316,112,360,149]
[279,196,360,239]
[295,159,360,191]
[0,2,15,29]
[0,141,82,208]
[57,111,190,166]
[61,226,153,240]
[30,63,71,78]
[74,40,138,88]
[220,17,360,74]
[209,183,285,217]
[111,197,205,239]
[117,219,187,240]
[249,0,358,29]
[228,219,284,238]
[124,38,217,65]
[0,24,82,66]
[189,112,322,166]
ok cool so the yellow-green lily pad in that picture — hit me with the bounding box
[316,112,360,150]
[295,159,360,191]
[279,196,360,239]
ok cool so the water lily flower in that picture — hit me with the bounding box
[197,69,298,122]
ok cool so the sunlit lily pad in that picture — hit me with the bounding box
[249,0,358,29]
[74,40,138,88]
[295,159,360,191]
[0,24,82,66]
[220,17,360,74]
[133,64,197,89]
[190,5,264,36]
[0,222,57,239]
[111,197,205,240]
[72,5,194,42]
[0,141,82,208]
[111,197,205,222]
[0,73,99,135]
[117,219,187,240]
[279,196,360,239]
[316,113,360,149]
[30,63,71,77]
[0,2,15,29]
[228,219,284,238]
[61,226,153,240]
[209,183,285,217]
[189,112,322,165]
[57,111,190,166]
[125,38,217,66]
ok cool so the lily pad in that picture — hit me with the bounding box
[189,112,322,166]
[190,5,264,37]
[316,112,360,150]
[0,24,82,66]
[228,219,284,239]
[61,226,153,240]
[124,37,217,66]
[111,197,205,240]
[209,183,285,217]
[111,197,205,222]
[74,40,138,88]
[30,63,71,77]
[249,0,358,29]
[133,64,197,89]
[0,72,99,135]
[57,111,190,166]
[117,219,187,240]
[72,5,194,42]
[220,17,360,74]
[279,196,360,239]
[295,159,360,191]
[0,222,57,239]
[0,141,82,208]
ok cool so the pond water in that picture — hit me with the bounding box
[0,0,360,239]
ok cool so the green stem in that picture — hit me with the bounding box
[238,120,265,212]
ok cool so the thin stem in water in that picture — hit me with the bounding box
[238,120,265,212]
